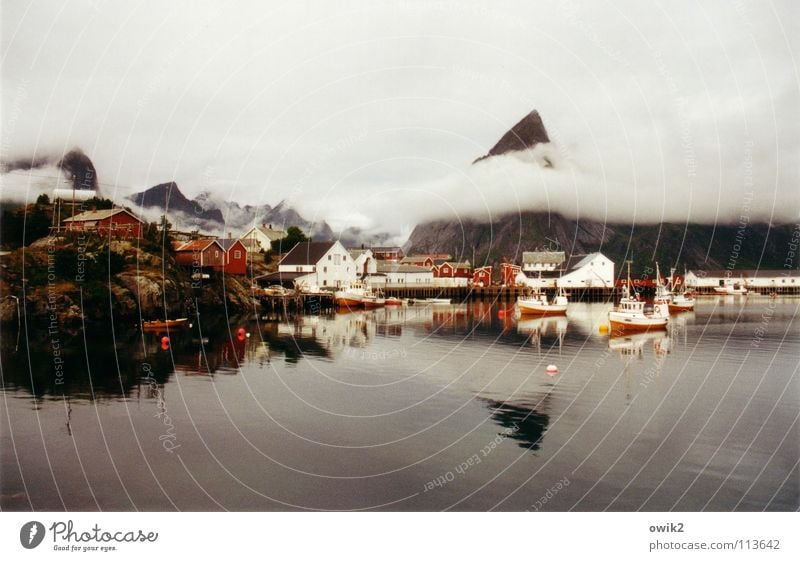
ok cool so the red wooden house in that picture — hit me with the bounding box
[174,239,225,270]
[63,208,143,238]
[472,266,492,287]
[217,238,248,275]
[434,261,471,279]
[501,261,522,286]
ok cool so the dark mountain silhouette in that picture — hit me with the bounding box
[473,110,551,164]
[130,181,224,223]
[128,183,337,239]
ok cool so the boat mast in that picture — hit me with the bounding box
[623,260,633,299]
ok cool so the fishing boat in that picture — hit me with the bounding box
[361,288,386,309]
[517,287,568,316]
[713,281,748,295]
[666,267,695,312]
[142,318,189,331]
[334,284,366,310]
[608,262,668,333]
[668,292,695,312]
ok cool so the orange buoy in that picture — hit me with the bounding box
[237,327,246,341]
[161,336,169,350]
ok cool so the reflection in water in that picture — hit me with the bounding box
[2,299,798,512]
[608,330,671,359]
[479,397,550,451]
[517,316,568,353]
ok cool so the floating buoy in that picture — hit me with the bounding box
[236,327,246,341]
[160,336,170,350]
[546,364,559,375]
[599,324,609,334]
[498,309,506,319]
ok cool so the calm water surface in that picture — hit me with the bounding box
[2,296,798,511]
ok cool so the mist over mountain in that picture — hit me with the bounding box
[128,182,337,239]
[0,148,100,200]
[408,110,799,271]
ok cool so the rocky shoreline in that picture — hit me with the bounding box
[0,234,261,333]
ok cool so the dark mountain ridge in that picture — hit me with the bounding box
[409,110,797,273]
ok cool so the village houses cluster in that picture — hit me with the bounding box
[58,206,800,293]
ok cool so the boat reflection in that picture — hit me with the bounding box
[608,330,671,359]
[516,316,568,353]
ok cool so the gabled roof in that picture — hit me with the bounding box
[63,208,142,223]
[348,248,372,259]
[175,239,222,252]
[401,256,434,265]
[279,241,336,265]
[441,261,471,269]
[255,271,309,282]
[522,251,565,265]
[217,238,245,251]
[565,252,607,271]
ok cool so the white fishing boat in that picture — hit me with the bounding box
[334,283,366,310]
[608,262,669,333]
[666,267,695,312]
[517,287,568,316]
[713,280,748,295]
[361,288,386,309]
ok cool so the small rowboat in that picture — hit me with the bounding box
[142,318,189,331]
[385,297,403,306]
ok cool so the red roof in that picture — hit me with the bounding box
[176,239,222,252]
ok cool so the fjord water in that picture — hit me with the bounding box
[2,297,798,511]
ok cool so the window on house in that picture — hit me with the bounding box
[328,255,332,260]
[323,280,327,286]
[215,250,219,258]
[234,250,241,259]
[334,255,341,265]
[296,266,303,272]
[324,266,327,273]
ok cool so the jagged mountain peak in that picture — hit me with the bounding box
[473,110,552,164]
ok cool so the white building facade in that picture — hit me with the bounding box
[556,252,615,289]
[276,240,357,289]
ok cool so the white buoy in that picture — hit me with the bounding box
[546,364,559,374]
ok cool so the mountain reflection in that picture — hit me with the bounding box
[479,397,550,451]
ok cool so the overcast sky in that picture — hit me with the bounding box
[2,0,798,237]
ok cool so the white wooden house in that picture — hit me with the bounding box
[556,252,615,289]
[257,240,356,290]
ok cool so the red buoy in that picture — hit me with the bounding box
[161,336,170,350]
